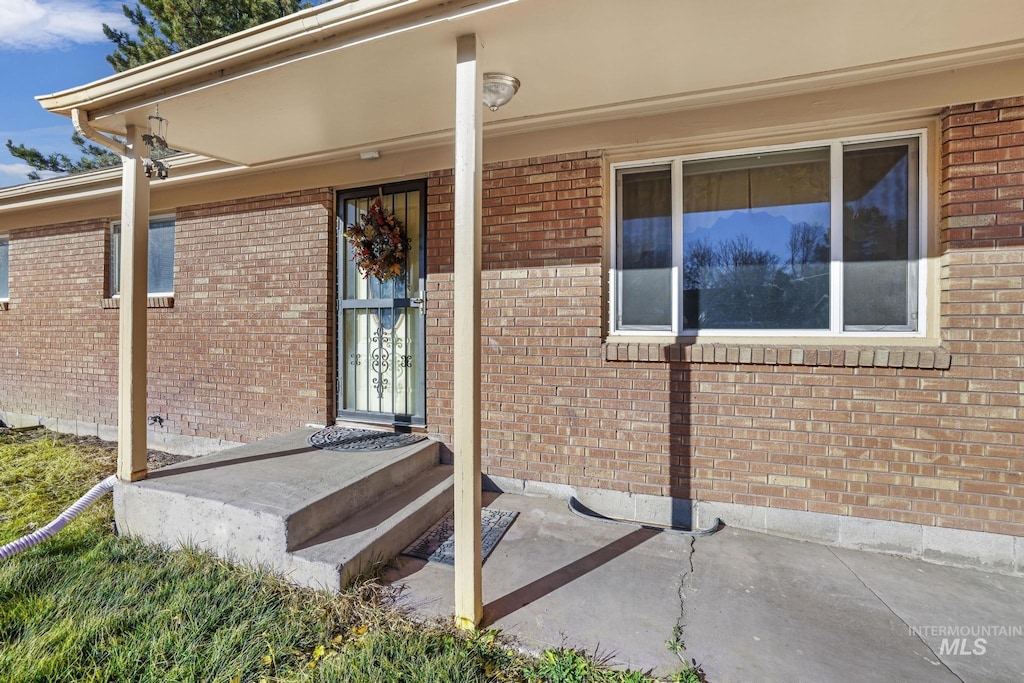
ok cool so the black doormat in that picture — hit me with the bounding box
[308,426,426,452]
[402,508,518,567]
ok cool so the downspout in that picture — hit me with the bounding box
[71,108,128,156]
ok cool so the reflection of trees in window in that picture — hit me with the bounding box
[682,239,718,290]
[844,206,907,263]
[683,222,829,329]
[789,222,829,279]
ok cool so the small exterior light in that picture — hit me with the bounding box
[482,73,520,111]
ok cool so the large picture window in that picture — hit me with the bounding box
[0,236,8,301]
[613,133,924,336]
[111,216,175,296]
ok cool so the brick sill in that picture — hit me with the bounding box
[101,296,174,309]
[604,341,952,370]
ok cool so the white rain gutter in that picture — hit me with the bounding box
[71,108,127,156]
[37,0,515,124]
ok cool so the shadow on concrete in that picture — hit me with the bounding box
[481,527,660,626]
[146,446,316,478]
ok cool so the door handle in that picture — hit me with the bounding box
[410,296,426,316]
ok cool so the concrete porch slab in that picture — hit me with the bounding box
[386,493,1024,681]
[386,492,694,674]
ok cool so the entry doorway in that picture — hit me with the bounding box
[337,181,427,426]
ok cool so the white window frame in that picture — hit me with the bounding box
[609,129,929,339]
[110,214,175,298]
[0,234,9,302]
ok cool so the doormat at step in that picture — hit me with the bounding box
[308,426,426,452]
[402,508,519,567]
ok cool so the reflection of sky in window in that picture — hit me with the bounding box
[683,203,830,260]
[848,156,908,218]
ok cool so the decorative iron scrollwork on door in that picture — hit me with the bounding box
[369,319,408,402]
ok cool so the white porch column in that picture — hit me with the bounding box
[453,33,483,629]
[117,124,150,482]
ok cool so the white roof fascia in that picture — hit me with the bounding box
[36,0,515,126]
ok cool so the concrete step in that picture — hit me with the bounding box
[285,438,440,550]
[114,428,447,588]
[284,464,454,591]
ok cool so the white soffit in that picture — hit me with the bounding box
[37,0,1024,167]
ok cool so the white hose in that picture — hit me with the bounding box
[0,475,117,560]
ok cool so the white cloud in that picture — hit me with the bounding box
[0,0,129,50]
[0,161,61,186]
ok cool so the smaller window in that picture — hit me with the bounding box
[0,236,9,301]
[618,167,673,329]
[111,217,175,296]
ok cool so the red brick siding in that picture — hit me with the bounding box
[425,153,606,479]
[934,96,1024,534]
[0,220,119,425]
[425,101,1024,536]
[151,189,334,442]
[0,189,334,444]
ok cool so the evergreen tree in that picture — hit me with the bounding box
[6,0,306,181]
[103,0,305,72]
[6,133,121,182]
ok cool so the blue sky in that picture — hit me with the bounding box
[0,0,131,188]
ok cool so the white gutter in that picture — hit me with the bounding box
[36,0,501,123]
[71,109,127,156]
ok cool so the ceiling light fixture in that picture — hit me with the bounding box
[482,73,520,112]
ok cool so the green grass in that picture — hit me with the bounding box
[0,430,704,682]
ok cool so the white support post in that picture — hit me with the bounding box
[117,124,150,482]
[453,33,483,630]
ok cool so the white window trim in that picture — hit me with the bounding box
[609,129,929,340]
[110,214,176,297]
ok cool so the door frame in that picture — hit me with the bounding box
[335,179,428,428]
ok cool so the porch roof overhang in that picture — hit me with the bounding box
[33,0,1024,170]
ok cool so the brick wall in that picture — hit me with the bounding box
[0,189,334,444]
[425,153,608,485]
[0,219,119,426]
[151,189,334,442]
[425,100,1024,537]
[935,97,1024,534]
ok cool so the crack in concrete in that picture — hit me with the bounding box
[826,546,966,683]
[672,535,698,662]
